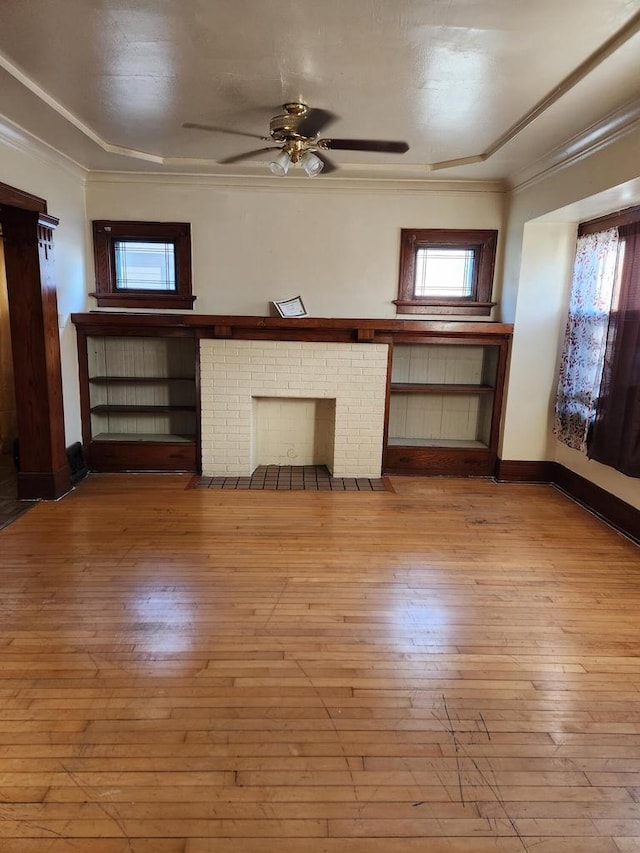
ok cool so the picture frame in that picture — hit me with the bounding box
[271,296,307,318]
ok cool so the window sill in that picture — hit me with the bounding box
[91,292,196,310]
[393,299,496,316]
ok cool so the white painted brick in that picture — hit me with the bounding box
[223,355,253,364]
[346,405,378,415]
[201,340,387,475]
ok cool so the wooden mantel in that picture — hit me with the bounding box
[71,312,513,342]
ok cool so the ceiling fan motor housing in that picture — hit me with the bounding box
[269,103,310,142]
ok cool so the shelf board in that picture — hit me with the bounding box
[90,404,196,414]
[89,376,195,384]
[92,433,196,443]
[390,383,494,395]
[388,437,488,448]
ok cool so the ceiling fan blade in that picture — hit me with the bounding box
[319,138,409,153]
[218,147,280,164]
[183,122,266,141]
[297,108,336,138]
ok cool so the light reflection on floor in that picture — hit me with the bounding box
[131,585,196,654]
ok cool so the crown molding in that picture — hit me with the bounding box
[84,169,506,196]
[0,50,163,164]
[0,116,87,182]
[509,96,640,194]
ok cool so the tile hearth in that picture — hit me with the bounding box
[190,465,391,492]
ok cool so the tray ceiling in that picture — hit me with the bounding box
[0,0,639,183]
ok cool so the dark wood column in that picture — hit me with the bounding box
[1,207,71,499]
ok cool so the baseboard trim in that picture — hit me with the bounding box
[495,460,555,482]
[552,464,640,545]
[498,458,640,545]
[17,465,72,500]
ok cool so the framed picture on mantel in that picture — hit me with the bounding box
[271,296,307,318]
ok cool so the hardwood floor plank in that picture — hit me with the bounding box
[1,843,185,853]
[39,784,635,805]
[0,818,330,839]
[185,838,618,853]
[615,839,640,852]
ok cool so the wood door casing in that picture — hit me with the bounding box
[0,184,71,499]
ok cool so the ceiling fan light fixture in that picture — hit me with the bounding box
[301,151,324,177]
[269,150,291,176]
[195,102,409,174]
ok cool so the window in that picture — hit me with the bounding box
[555,205,640,478]
[92,221,195,309]
[588,221,640,477]
[395,228,498,315]
[114,241,176,292]
[553,228,619,452]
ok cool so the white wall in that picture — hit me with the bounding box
[85,175,505,318]
[501,126,640,510]
[0,125,88,444]
[501,221,575,460]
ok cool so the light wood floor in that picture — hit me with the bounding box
[1,473,639,853]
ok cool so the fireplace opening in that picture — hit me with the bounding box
[251,397,336,473]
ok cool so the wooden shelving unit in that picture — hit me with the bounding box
[74,320,198,472]
[384,335,511,476]
[72,314,511,477]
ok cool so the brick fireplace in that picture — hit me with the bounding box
[200,339,389,477]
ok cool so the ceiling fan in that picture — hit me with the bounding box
[184,102,409,176]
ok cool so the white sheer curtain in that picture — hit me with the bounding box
[554,228,619,451]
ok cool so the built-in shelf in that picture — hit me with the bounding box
[390,383,494,395]
[385,339,510,476]
[92,433,195,443]
[73,328,199,472]
[89,376,195,385]
[387,437,487,448]
[90,404,196,415]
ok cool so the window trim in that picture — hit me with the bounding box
[394,228,498,316]
[578,204,640,236]
[91,221,195,309]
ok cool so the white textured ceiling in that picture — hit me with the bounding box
[0,0,639,182]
